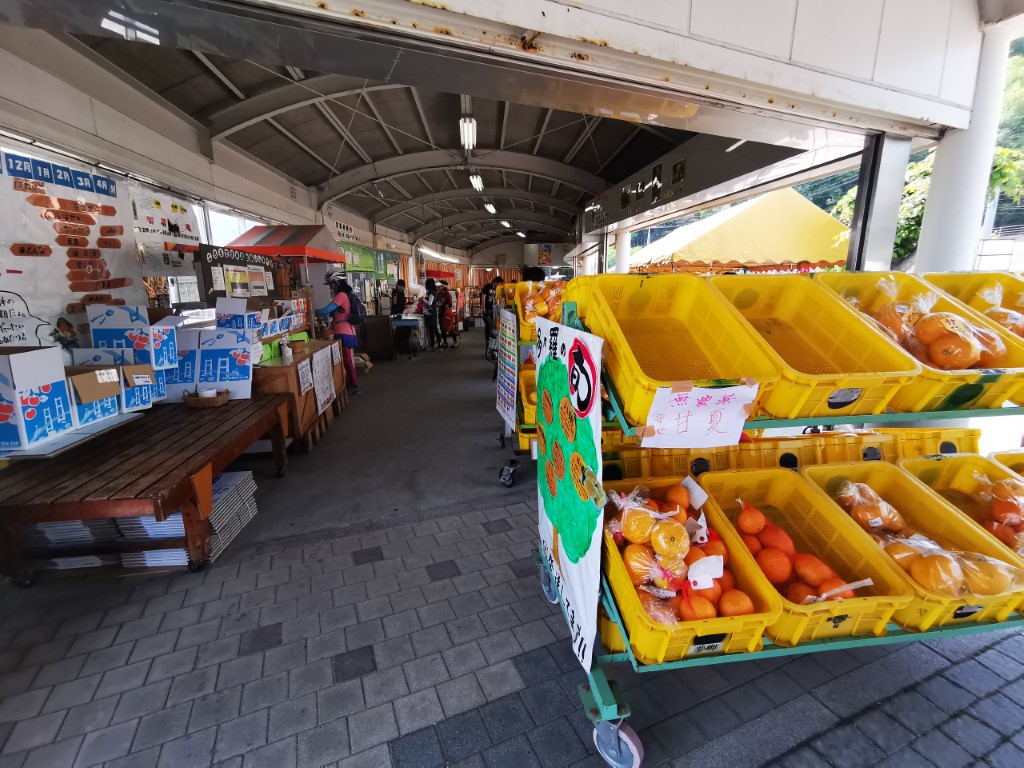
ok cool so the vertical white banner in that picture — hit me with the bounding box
[534,317,604,670]
[495,307,517,430]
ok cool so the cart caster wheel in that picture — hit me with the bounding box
[499,460,520,488]
[13,572,35,589]
[539,563,559,604]
[187,559,209,574]
[276,465,287,478]
[593,722,643,768]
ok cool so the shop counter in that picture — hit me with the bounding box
[254,340,346,452]
[0,395,290,584]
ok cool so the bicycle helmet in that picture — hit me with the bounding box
[323,268,346,285]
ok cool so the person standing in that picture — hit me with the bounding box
[315,269,362,394]
[390,279,407,315]
[437,280,459,349]
[483,276,504,344]
[423,278,442,351]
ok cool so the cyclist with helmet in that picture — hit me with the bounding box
[314,268,361,394]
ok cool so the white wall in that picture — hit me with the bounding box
[0,28,317,223]
[472,241,526,267]
[267,0,983,131]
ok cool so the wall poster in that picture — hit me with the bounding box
[130,186,201,277]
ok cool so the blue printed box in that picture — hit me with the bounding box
[86,306,180,370]
[216,298,262,331]
[0,346,75,451]
[198,328,255,400]
[119,364,155,413]
[65,366,122,429]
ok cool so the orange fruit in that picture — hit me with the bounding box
[647,485,668,502]
[928,333,981,370]
[692,580,722,607]
[817,577,856,600]
[784,582,817,605]
[623,544,657,586]
[975,326,1007,367]
[961,558,1015,596]
[683,548,706,566]
[741,534,762,555]
[758,524,796,561]
[719,589,755,617]
[986,306,1024,336]
[916,312,973,345]
[621,507,656,544]
[755,548,793,584]
[675,594,717,621]
[835,482,862,509]
[718,570,736,592]
[850,503,885,532]
[637,590,678,624]
[910,553,964,596]
[643,499,661,513]
[884,540,923,572]
[664,484,690,511]
[793,554,834,587]
[992,479,1024,503]
[991,499,1023,526]
[656,556,688,590]
[983,520,1020,549]
[701,539,729,565]
[872,302,913,342]
[650,521,690,559]
[737,501,766,535]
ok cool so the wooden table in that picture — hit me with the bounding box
[0,395,289,585]
[254,341,346,452]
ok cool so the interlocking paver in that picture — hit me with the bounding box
[31,657,84,689]
[263,641,306,676]
[442,643,488,676]
[382,611,421,639]
[41,673,100,713]
[96,659,152,699]
[127,631,179,665]
[197,636,241,670]
[167,666,218,705]
[389,726,443,768]
[214,710,268,762]
[940,714,1001,757]
[810,722,886,768]
[475,661,524,701]
[154,725,216,768]
[363,667,410,707]
[410,625,451,657]
[374,636,415,669]
[332,646,376,683]
[133,702,192,751]
[403,654,449,693]
[238,624,282,657]
[189,687,242,733]
[317,679,365,723]
[111,680,171,725]
[59,696,116,740]
[355,596,393,623]
[307,629,348,662]
[218,655,264,692]
[348,703,398,753]
[146,647,197,684]
[3,711,65,754]
[346,620,385,650]
[426,561,460,582]
[288,660,333,698]
[437,674,486,718]
[267,693,316,740]
[297,717,350,765]
[478,631,523,665]
[73,718,138,767]
[321,605,358,634]
[243,736,296,768]
[20,736,82,768]
[911,730,973,768]
[240,673,288,715]
[484,733,542,768]
[479,693,533,743]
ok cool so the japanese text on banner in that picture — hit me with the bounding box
[640,383,758,448]
[495,308,517,430]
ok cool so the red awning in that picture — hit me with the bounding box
[226,225,344,263]
[425,269,455,278]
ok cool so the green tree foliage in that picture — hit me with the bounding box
[831,148,1024,264]
[998,56,1024,150]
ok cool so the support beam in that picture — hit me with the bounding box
[320,149,605,203]
[615,229,631,273]
[414,210,568,241]
[363,91,403,155]
[195,52,245,100]
[315,102,371,164]
[596,126,641,174]
[564,117,602,164]
[845,134,912,271]
[499,102,509,149]
[409,87,436,149]
[376,188,579,223]
[533,108,553,155]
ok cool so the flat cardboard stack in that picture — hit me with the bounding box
[30,520,122,571]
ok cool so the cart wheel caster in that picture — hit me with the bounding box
[592,722,643,768]
[276,465,287,478]
[187,559,209,574]
[498,432,506,450]
[499,459,520,488]
[13,572,35,589]
[539,562,559,604]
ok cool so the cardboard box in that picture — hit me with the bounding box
[86,305,180,370]
[0,346,75,450]
[164,329,200,402]
[119,364,156,412]
[216,298,262,331]
[198,328,256,399]
[70,347,134,366]
[65,366,122,428]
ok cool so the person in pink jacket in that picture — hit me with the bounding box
[315,269,361,394]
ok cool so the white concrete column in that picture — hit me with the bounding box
[916,28,1013,272]
[615,229,631,274]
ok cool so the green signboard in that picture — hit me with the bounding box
[375,250,400,282]
[339,243,376,272]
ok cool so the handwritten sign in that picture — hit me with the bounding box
[298,359,313,395]
[640,383,758,448]
[330,342,341,366]
[495,308,517,430]
[311,348,335,414]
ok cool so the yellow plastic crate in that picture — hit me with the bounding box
[802,461,1024,631]
[876,427,981,458]
[924,272,1024,337]
[816,271,1024,411]
[991,449,1024,475]
[736,436,823,471]
[585,275,780,426]
[601,447,651,481]
[563,276,595,325]
[819,430,902,464]
[602,478,782,663]
[650,446,738,477]
[710,275,919,419]
[519,368,536,426]
[512,281,565,342]
[900,454,1024,558]
[700,469,913,646]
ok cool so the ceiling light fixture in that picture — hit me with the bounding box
[459,117,477,151]
[516,231,526,238]
[725,139,747,152]
[484,203,496,214]
[500,220,511,228]
[469,173,484,192]
[419,246,459,263]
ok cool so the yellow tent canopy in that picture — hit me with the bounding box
[630,188,849,274]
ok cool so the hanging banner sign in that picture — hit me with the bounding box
[196,244,277,301]
[130,185,201,277]
[0,140,147,349]
[495,308,517,430]
[534,317,604,670]
[639,383,759,448]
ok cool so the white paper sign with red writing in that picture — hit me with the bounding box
[640,383,758,448]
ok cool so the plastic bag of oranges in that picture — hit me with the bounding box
[834,480,907,534]
[881,533,1024,597]
[970,473,1024,552]
[522,281,565,326]
[976,282,1024,338]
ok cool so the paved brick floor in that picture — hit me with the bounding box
[2,500,1024,768]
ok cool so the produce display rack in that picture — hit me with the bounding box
[533,301,1024,767]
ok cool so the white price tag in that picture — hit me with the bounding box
[687,555,724,590]
[131,375,153,386]
[684,512,709,546]
[95,369,118,383]
[687,637,726,656]
[680,476,708,510]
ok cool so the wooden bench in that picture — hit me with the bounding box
[0,394,290,585]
